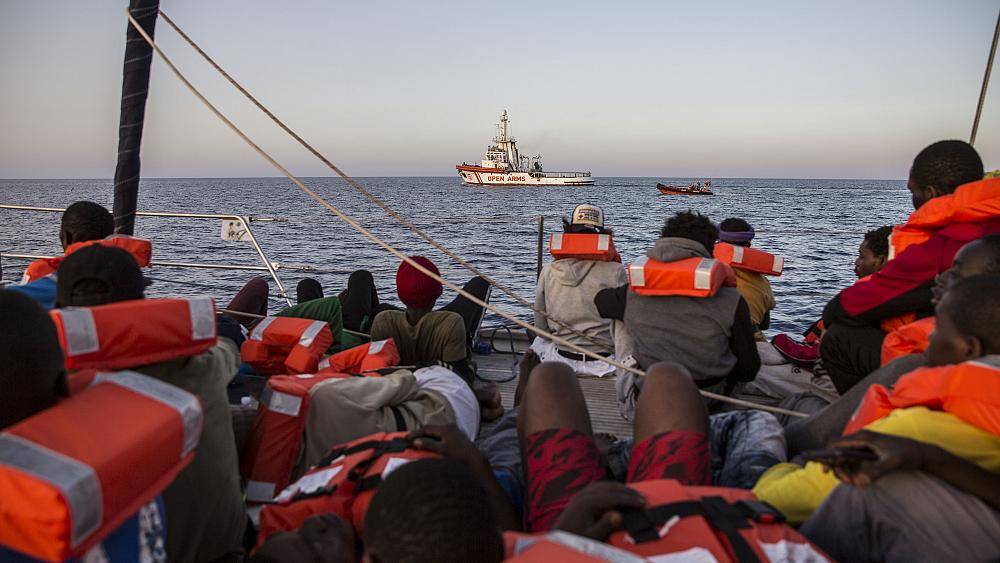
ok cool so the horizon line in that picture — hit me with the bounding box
[0,175,909,182]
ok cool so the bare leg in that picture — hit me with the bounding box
[225,276,269,328]
[514,349,541,407]
[633,362,709,444]
[517,361,593,442]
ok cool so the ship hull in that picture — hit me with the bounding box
[456,166,594,186]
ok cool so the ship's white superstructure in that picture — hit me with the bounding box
[456,110,594,186]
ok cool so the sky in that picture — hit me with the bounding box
[0,0,997,179]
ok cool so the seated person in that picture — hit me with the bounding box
[20,201,114,284]
[0,290,168,561]
[821,140,999,393]
[55,246,247,562]
[754,274,1000,524]
[596,211,760,393]
[532,204,627,377]
[718,217,776,340]
[800,431,1000,561]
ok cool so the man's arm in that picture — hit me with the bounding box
[534,269,550,333]
[728,297,760,382]
[594,284,628,321]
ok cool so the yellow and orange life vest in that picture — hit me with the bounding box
[241,316,334,375]
[628,256,736,298]
[50,297,217,371]
[21,235,153,284]
[880,316,935,366]
[713,242,784,277]
[549,233,620,262]
[0,371,201,561]
[256,432,439,545]
[242,341,401,503]
[844,360,1000,436]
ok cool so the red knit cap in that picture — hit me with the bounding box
[396,256,442,309]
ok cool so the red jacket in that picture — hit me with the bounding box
[824,178,1000,328]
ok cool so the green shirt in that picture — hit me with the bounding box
[276,296,344,351]
[370,310,467,366]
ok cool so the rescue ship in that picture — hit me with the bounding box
[456,110,594,186]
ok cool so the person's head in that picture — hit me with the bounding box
[907,140,984,210]
[59,201,113,250]
[55,245,146,308]
[660,210,719,254]
[563,204,611,235]
[395,256,443,312]
[718,217,754,248]
[0,291,68,429]
[927,274,1000,366]
[363,458,503,563]
[855,225,893,278]
[932,235,1000,304]
[249,514,356,563]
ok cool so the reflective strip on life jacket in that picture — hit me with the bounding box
[628,256,734,297]
[241,317,334,375]
[0,371,201,561]
[713,242,784,276]
[317,339,401,374]
[880,317,935,366]
[50,297,217,371]
[549,233,620,262]
[844,360,1000,436]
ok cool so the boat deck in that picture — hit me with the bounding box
[473,340,632,438]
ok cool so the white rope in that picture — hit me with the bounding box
[125,8,807,419]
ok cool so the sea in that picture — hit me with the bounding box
[0,177,911,337]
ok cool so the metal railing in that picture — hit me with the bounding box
[0,204,305,306]
[535,171,592,178]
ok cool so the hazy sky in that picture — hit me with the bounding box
[1,1,997,179]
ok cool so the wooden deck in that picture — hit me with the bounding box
[473,344,632,437]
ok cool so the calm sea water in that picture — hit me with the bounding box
[0,177,910,335]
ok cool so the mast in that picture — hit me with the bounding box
[971,8,1000,146]
[112,0,160,235]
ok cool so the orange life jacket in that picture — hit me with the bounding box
[317,338,401,374]
[21,235,153,284]
[0,371,201,561]
[888,177,1000,260]
[256,432,439,545]
[880,316,935,366]
[549,233,620,262]
[504,480,828,562]
[628,256,736,298]
[844,360,1000,436]
[242,343,400,503]
[713,242,784,276]
[50,297,217,371]
[241,317,334,374]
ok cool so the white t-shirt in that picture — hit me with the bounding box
[412,365,480,441]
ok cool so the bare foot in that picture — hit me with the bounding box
[474,381,505,422]
[514,349,542,407]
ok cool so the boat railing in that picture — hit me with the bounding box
[536,171,592,178]
[0,204,350,306]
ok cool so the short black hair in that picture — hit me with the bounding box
[719,218,751,232]
[0,290,67,429]
[364,458,503,563]
[910,140,984,194]
[940,274,1000,354]
[56,245,146,307]
[661,211,719,253]
[61,201,113,244]
[863,226,894,259]
[966,234,1000,273]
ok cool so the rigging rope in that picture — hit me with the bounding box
[970,7,1000,146]
[156,10,608,350]
[125,8,807,418]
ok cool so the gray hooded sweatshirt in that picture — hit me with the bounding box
[625,237,745,384]
[535,258,628,355]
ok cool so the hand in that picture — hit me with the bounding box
[818,430,928,487]
[408,424,489,472]
[552,481,645,541]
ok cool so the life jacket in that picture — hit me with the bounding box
[880,316,935,366]
[21,235,153,284]
[713,242,784,276]
[888,177,1000,260]
[242,343,400,503]
[549,233,620,262]
[505,480,828,562]
[628,256,736,298]
[844,360,1000,436]
[256,432,439,545]
[317,338,401,374]
[0,370,201,561]
[241,317,334,375]
[50,297,217,371]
